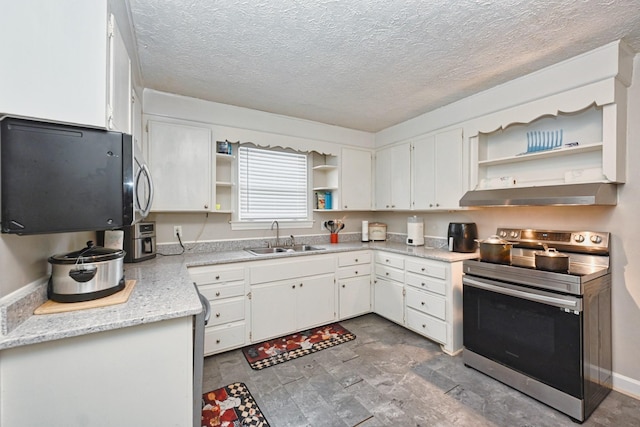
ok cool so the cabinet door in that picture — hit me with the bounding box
[412,136,436,210]
[341,148,372,210]
[0,0,109,128]
[148,120,212,211]
[251,281,296,342]
[339,276,371,319]
[434,128,463,209]
[373,277,404,324]
[375,143,411,210]
[107,13,132,133]
[375,146,392,209]
[296,274,335,329]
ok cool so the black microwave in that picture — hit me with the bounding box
[0,117,153,235]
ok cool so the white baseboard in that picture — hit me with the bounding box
[613,371,640,400]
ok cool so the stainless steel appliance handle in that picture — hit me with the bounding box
[136,164,154,218]
[463,277,581,311]
[198,291,211,326]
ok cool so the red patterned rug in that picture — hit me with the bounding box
[202,382,269,427]
[242,323,356,370]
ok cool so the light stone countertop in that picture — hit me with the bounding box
[0,241,477,351]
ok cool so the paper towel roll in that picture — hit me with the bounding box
[362,221,369,242]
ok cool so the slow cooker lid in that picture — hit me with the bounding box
[48,241,125,264]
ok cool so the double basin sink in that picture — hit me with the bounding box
[246,244,325,256]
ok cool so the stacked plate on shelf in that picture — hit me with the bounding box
[526,129,563,153]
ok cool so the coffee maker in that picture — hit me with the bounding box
[447,222,478,253]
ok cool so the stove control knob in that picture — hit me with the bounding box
[510,231,519,238]
[591,235,602,244]
[574,234,585,243]
[499,230,507,237]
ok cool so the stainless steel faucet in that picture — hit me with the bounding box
[270,220,280,247]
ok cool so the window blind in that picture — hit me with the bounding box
[238,146,308,220]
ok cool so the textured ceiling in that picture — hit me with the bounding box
[128,0,640,132]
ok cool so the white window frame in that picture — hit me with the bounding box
[230,145,314,231]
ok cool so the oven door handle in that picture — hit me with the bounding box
[464,277,580,310]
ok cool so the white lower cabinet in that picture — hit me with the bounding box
[188,264,248,356]
[337,251,372,319]
[249,255,336,342]
[0,317,194,426]
[372,251,464,355]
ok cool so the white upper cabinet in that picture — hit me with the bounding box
[340,147,372,210]
[375,143,411,210]
[0,0,131,132]
[466,40,633,190]
[147,118,213,211]
[412,128,464,210]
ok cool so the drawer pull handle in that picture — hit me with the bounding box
[215,275,220,280]
[216,339,221,344]
[215,291,221,297]
[215,313,221,318]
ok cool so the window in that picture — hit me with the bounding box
[237,146,309,222]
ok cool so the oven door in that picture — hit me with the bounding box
[463,276,583,398]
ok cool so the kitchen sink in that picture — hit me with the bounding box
[245,245,325,256]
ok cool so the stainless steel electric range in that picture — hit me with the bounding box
[462,228,612,423]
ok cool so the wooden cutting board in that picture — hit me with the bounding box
[34,280,136,315]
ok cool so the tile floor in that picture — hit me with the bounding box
[202,314,640,426]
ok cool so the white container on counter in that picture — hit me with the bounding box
[406,216,424,246]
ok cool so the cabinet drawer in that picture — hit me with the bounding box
[405,259,446,280]
[406,308,447,344]
[189,265,245,285]
[198,282,245,301]
[204,322,245,355]
[338,251,371,267]
[405,273,446,296]
[374,252,404,269]
[337,263,372,279]
[405,287,446,320]
[374,264,404,283]
[209,297,245,327]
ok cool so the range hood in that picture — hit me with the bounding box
[459,183,618,207]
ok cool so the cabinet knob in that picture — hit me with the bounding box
[355,271,358,274]
[215,313,220,318]
[436,203,440,207]
[421,302,425,306]
[429,204,433,208]
[385,272,389,276]
[342,284,346,288]
[355,258,359,262]
[421,282,426,287]
[299,283,303,288]
[421,268,425,272]
[422,324,426,329]
[215,291,221,297]
[204,204,209,209]
[344,205,348,209]
[216,339,221,344]
[292,285,296,289]
[215,275,220,280]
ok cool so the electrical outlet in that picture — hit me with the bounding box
[173,226,182,238]
[321,221,327,231]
